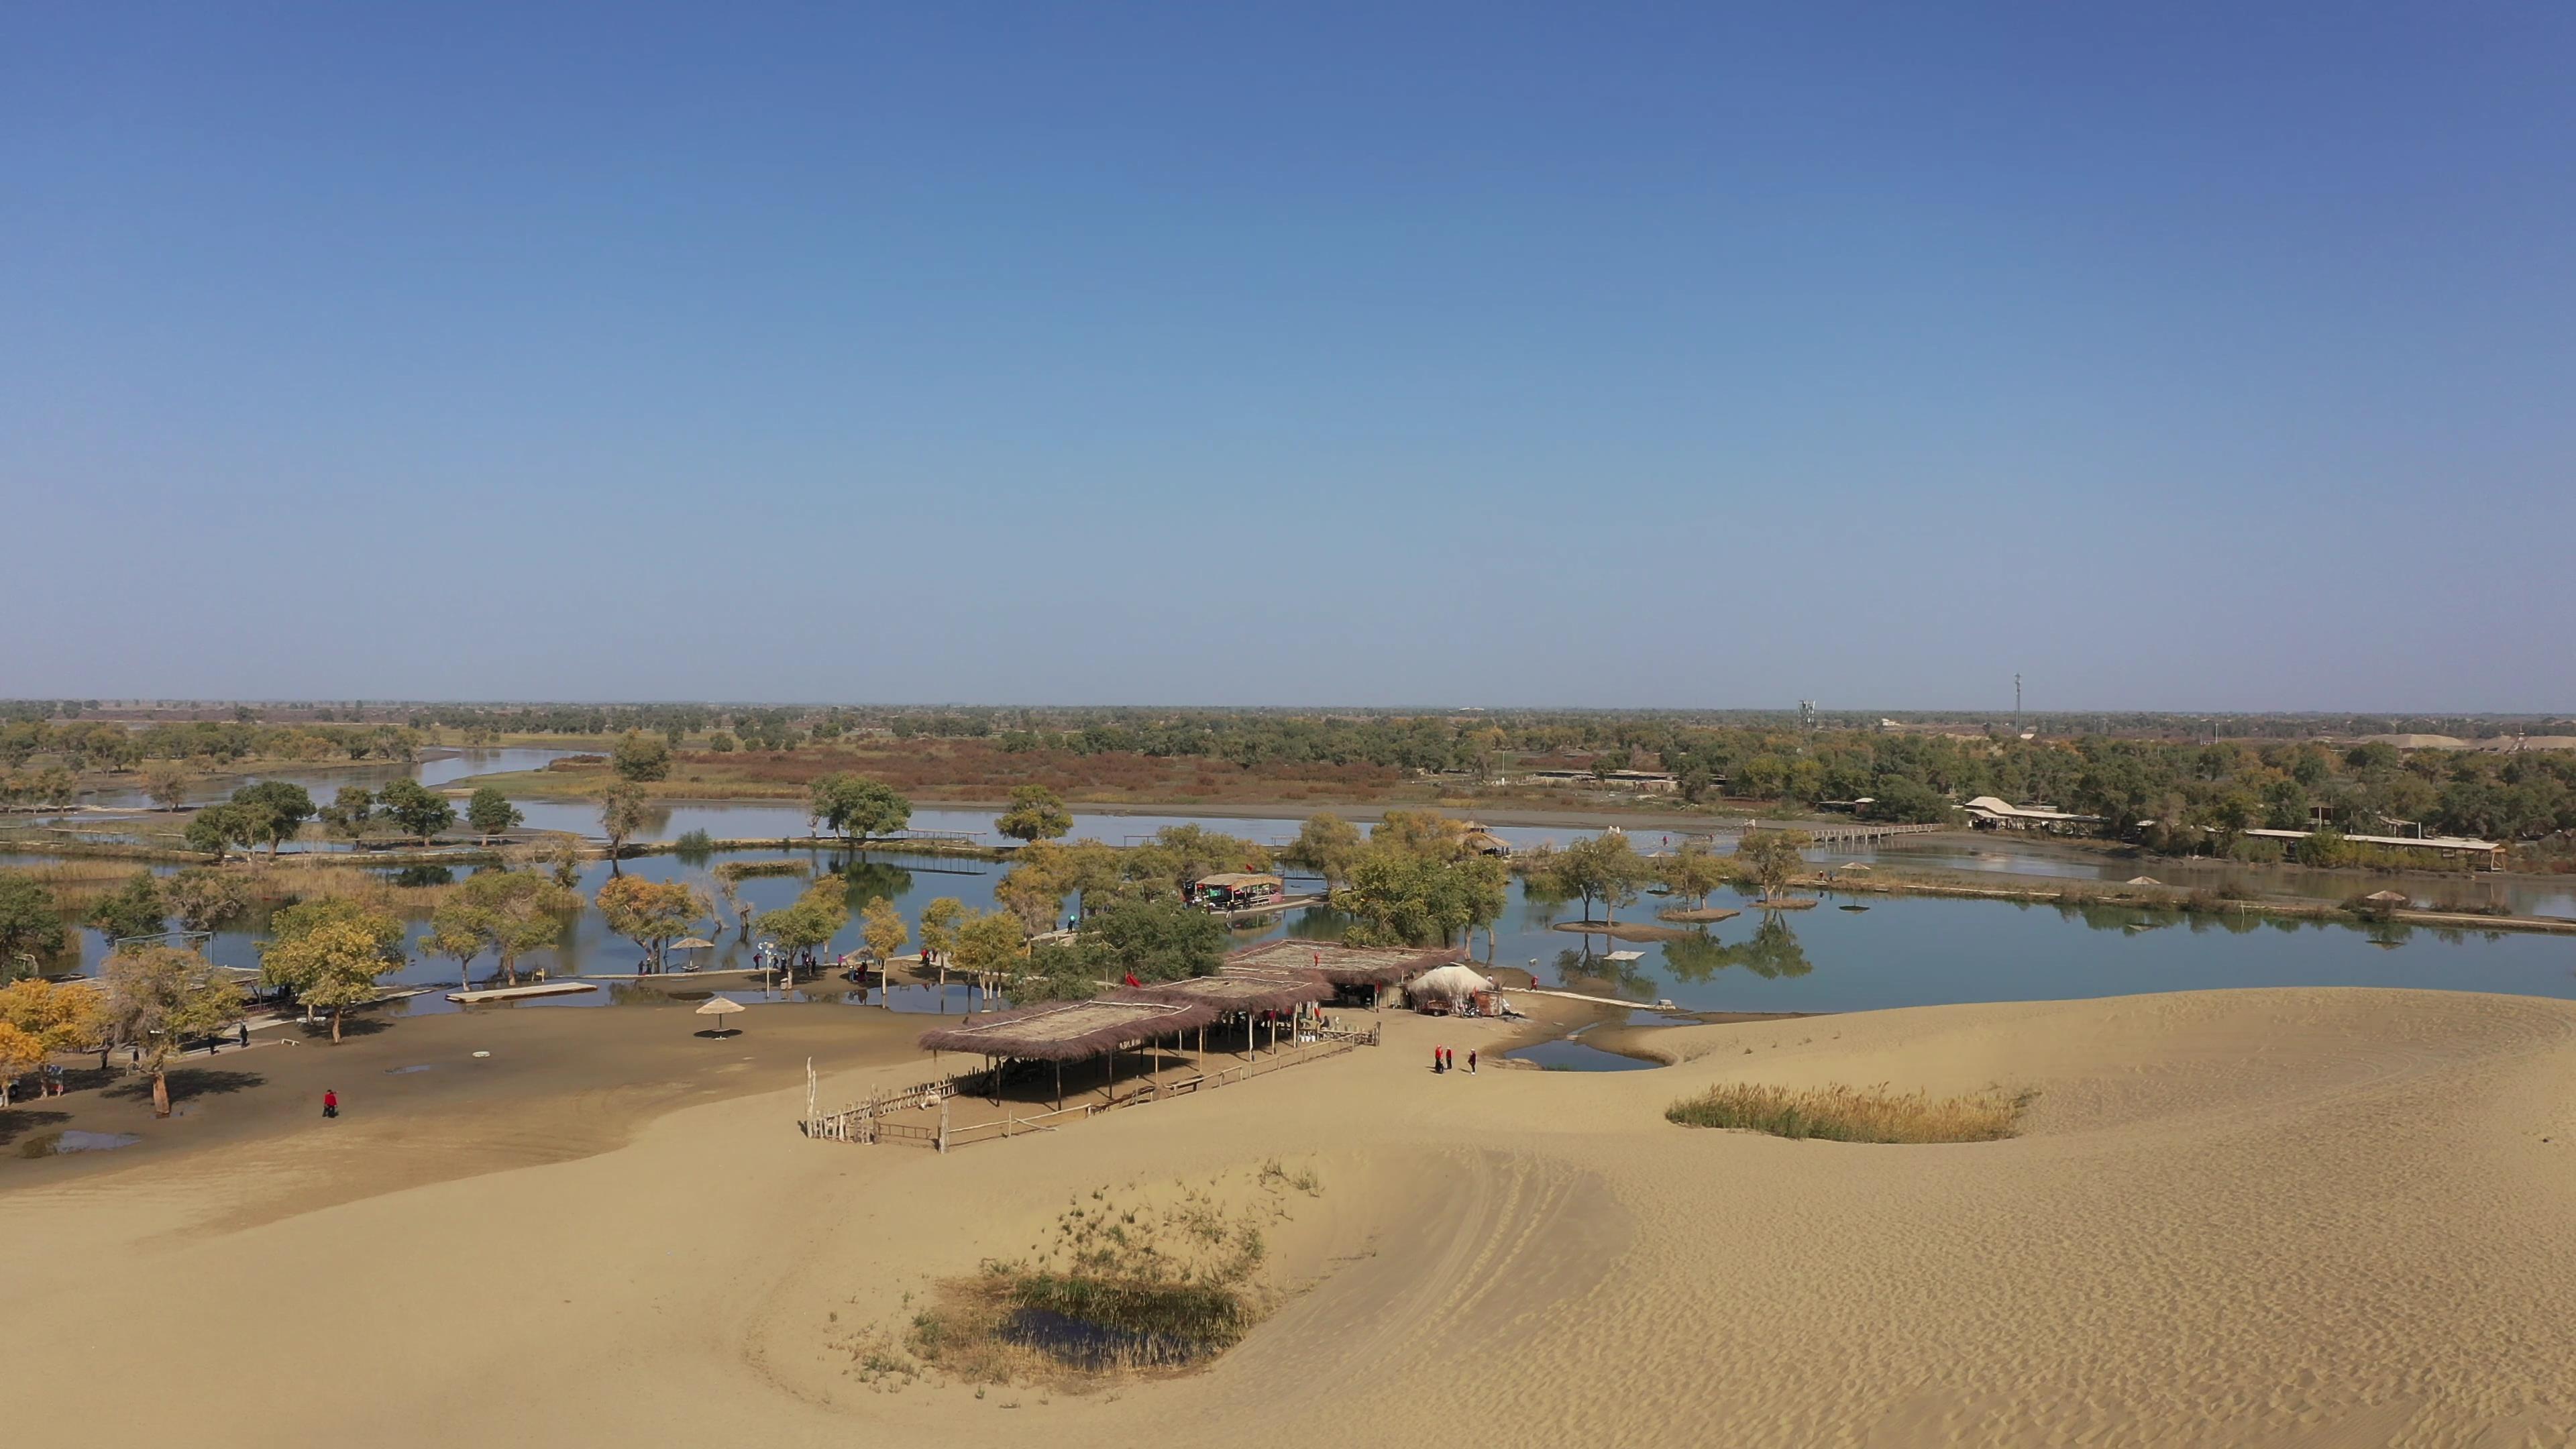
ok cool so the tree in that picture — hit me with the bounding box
[1655,841,1730,908]
[0,870,69,966]
[85,871,166,947]
[1018,941,1108,1004]
[184,802,258,861]
[229,780,317,857]
[599,784,651,874]
[104,945,247,1114]
[541,833,586,889]
[162,867,251,932]
[1371,810,1472,862]
[1281,813,1366,888]
[458,869,577,984]
[1860,777,1956,825]
[1332,847,1507,949]
[142,759,193,810]
[376,778,456,845]
[995,839,1123,932]
[810,773,910,847]
[756,877,851,971]
[594,875,707,973]
[918,896,965,967]
[951,908,1027,984]
[0,1022,44,1107]
[1069,895,1226,981]
[1732,828,1813,904]
[994,785,1074,844]
[1124,824,1265,898]
[262,898,406,1042]
[466,786,523,844]
[419,904,490,989]
[318,785,375,849]
[1539,832,1651,924]
[861,896,910,964]
[611,730,673,783]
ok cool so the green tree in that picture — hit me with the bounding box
[376,778,457,845]
[184,802,258,861]
[1371,810,1472,861]
[1654,841,1731,908]
[1732,828,1813,904]
[918,896,966,967]
[466,786,523,843]
[1540,832,1651,924]
[994,784,1074,844]
[1281,812,1366,888]
[142,759,193,810]
[611,730,673,782]
[1069,895,1226,981]
[595,875,707,973]
[756,877,851,970]
[1124,824,1265,898]
[1018,941,1108,1003]
[458,869,578,983]
[950,908,1027,982]
[85,871,166,947]
[318,785,375,849]
[599,784,651,875]
[1332,847,1508,949]
[162,867,251,932]
[0,871,70,966]
[262,898,407,1037]
[104,945,248,1114]
[809,773,910,847]
[229,780,317,857]
[419,902,492,989]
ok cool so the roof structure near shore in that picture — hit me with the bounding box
[1125,970,1328,1016]
[916,998,1222,1062]
[1226,939,1454,989]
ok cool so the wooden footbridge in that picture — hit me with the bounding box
[1679,821,1947,851]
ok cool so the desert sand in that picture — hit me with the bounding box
[7,987,2575,1446]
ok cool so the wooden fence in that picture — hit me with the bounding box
[800,1022,1378,1152]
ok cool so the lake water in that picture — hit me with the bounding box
[22,751,2576,1025]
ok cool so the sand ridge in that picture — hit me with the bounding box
[7,987,2575,1446]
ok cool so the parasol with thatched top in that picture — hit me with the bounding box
[694,996,747,1034]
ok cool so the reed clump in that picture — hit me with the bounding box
[714,859,811,882]
[872,1163,1318,1392]
[1666,1081,2027,1143]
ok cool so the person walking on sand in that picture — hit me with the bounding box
[238,1022,250,1049]
[1468,1049,1478,1075]
[323,1089,339,1119]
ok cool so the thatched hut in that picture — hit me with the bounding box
[1225,940,1453,1006]
[918,998,1222,1110]
[1124,969,1330,1056]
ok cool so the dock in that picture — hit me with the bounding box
[446,981,600,1004]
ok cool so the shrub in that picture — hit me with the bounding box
[1665,1082,2025,1143]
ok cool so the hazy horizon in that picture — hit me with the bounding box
[6,7,2571,709]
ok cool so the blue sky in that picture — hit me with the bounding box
[5,5,2570,710]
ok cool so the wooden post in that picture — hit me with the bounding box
[1055,1059,1063,1112]
[938,1095,949,1152]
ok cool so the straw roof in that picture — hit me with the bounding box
[1126,971,1326,1016]
[2362,890,2412,904]
[916,998,1223,1063]
[1226,939,1453,989]
[1411,964,1495,1001]
[694,998,747,1016]
[1195,872,1283,889]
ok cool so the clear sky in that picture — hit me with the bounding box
[5,5,2570,710]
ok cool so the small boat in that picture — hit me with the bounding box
[1837,904,1870,912]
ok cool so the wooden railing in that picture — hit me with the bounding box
[800,1023,1378,1151]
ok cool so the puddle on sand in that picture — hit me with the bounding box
[1508,1033,1660,1073]
[386,1065,434,1075]
[52,1131,143,1153]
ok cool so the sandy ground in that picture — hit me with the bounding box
[8,987,2576,1446]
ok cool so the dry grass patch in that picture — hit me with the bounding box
[843,1161,1322,1395]
[1667,1082,2028,1143]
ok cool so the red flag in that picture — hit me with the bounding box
[1122,972,1140,988]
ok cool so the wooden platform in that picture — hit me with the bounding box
[445,981,600,1004]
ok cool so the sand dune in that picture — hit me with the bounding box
[8,987,2575,1446]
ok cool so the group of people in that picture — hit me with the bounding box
[1432,1045,1477,1075]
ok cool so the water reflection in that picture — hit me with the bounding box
[1661,915,1813,982]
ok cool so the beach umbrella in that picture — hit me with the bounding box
[694,997,748,1035]
[672,936,714,973]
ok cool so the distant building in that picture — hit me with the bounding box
[1961,796,2102,833]
[2239,828,2504,869]
[1521,769,1681,794]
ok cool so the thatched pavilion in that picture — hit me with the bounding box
[918,998,1220,1111]
[1224,940,1454,1006]
[1124,969,1328,1057]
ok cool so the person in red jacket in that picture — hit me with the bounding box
[323,1089,339,1119]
